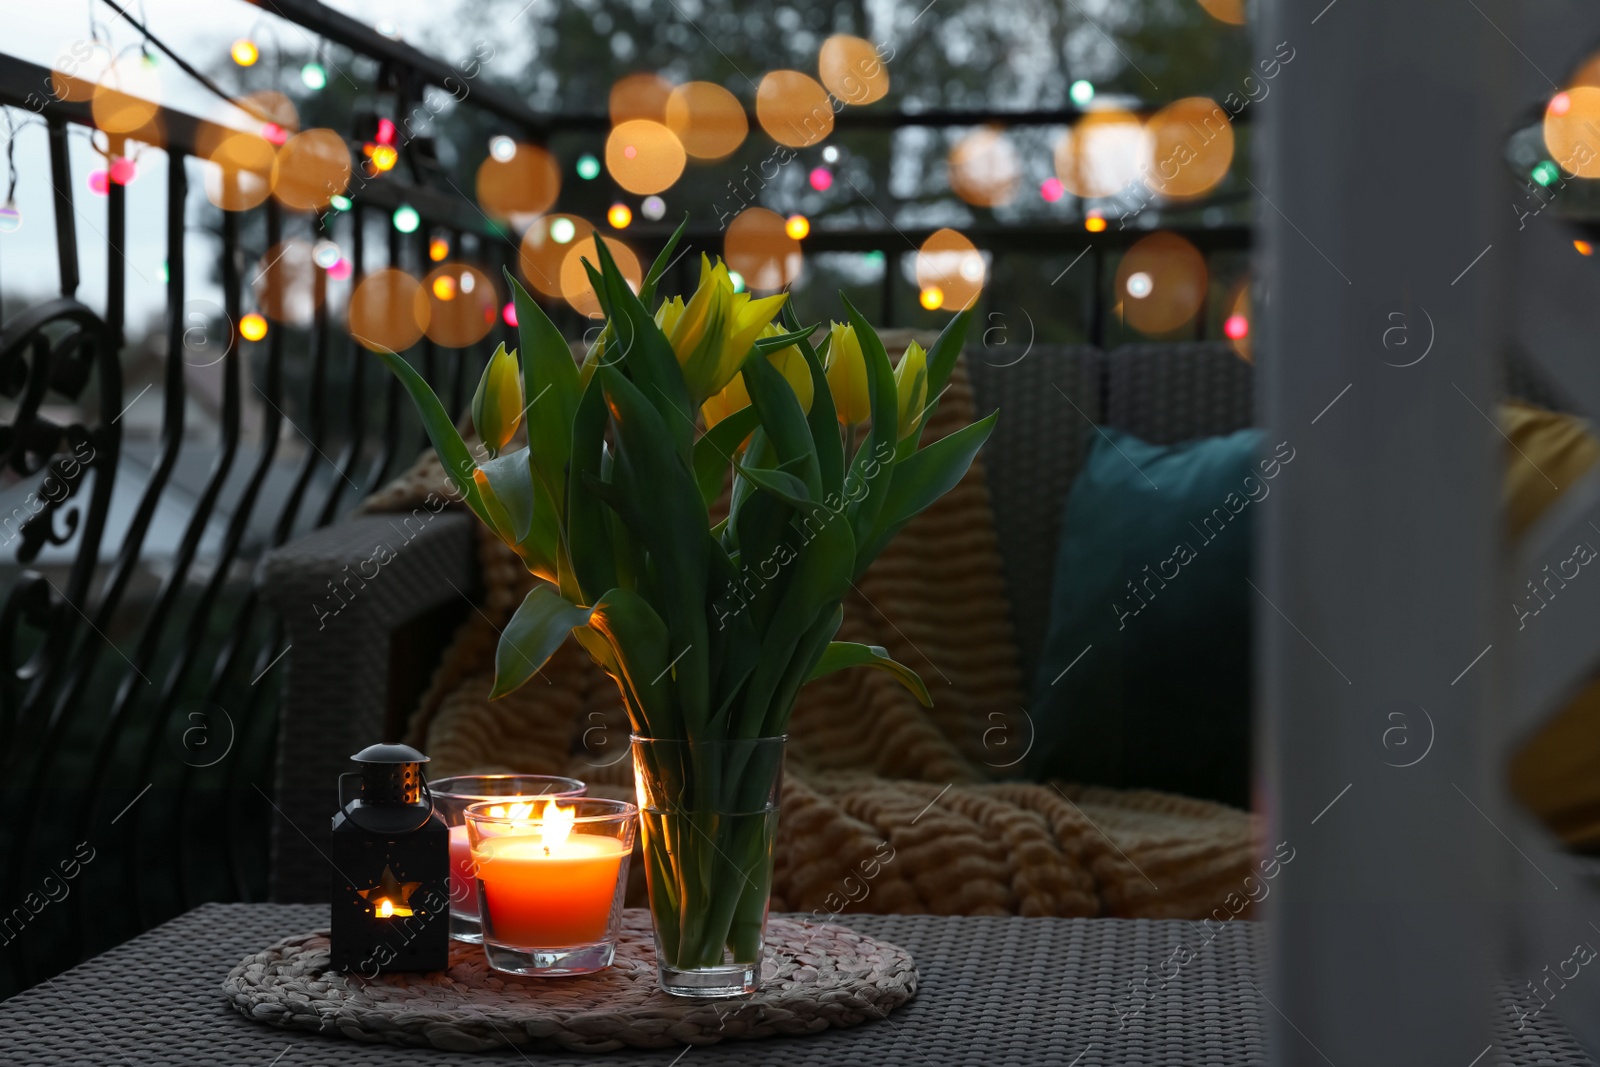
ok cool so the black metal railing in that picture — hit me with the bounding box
[0,11,1252,997]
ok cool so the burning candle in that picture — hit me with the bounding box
[465,797,637,975]
[431,774,585,944]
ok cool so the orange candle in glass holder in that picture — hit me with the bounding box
[471,800,628,947]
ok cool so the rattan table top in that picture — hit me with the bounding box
[0,903,1592,1065]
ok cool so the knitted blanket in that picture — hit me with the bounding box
[362,351,1258,921]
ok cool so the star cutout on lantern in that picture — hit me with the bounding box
[356,865,421,917]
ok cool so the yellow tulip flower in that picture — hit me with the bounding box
[701,323,815,427]
[662,255,787,403]
[825,321,870,426]
[471,342,524,455]
[893,340,928,441]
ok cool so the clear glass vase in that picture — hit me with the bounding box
[631,735,785,998]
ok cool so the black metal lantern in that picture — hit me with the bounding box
[330,743,448,974]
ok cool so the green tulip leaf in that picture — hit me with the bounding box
[587,586,675,738]
[739,347,821,499]
[782,301,843,501]
[840,295,899,548]
[639,214,690,307]
[859,409,998,572]
[566,373,618,601]
[806,640,932,707]
[492,583,594,699]
[505,269,581,502]
[694,404,763,507]
[371,348,491,526]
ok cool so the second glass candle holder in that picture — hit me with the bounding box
[431,775,585,943]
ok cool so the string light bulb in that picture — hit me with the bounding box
[301,63,327,90]
[0,201,21,234]
[428,237,449,262]
[240,313,268,341]
[489,136,516,162]
[312,239,341,269]
[232,39,259,67]
[920,286,944,310]
[369,144,398,172]
[392,204,420,233]
[809,167,833,192]
[576,154,601,180]
[1084,211,1108,233]
[785,214,810,240]
[641,195,666,220]
[607,202,633,229]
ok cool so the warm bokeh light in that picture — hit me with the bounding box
[231,39,259,67]
[419,264,497,347]
[756,71,834,148]
[429,237,449,262]
[915,229,985,312]
[1577,239,1595,256]
[350,268,426,352]
[1054,110,1148,199]
[91,57,161,135]
[608,202,633,228]
[1143,97,1234,199]
[1545,87,1600,177]
[1085,213,1108,233]
[1226,280,1251,362]
[476,142,560,219]
[271,128,351,212]
[818,35,889,105]
[948,126,1021,208]
[605,119,687,194]
[785,214,810,240]
[1197,0,1246,25]
[521,214,589,296]
[664,81,748,160]
[369,144,398,172]
[203,131,275,211]
[560,236,641,318]
[920,286,944,311]
[239,313,268,342]
[252,239,321,325]
[725,207,803,291]
[1114,232,1208,335]
[239,90,299,136]
[609,72,672,124]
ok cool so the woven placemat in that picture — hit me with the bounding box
[222,909,917,1053]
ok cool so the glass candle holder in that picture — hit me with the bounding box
[465,796,636,976]
[431,775,585,943]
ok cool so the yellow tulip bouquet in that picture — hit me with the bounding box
[377,220,996,986]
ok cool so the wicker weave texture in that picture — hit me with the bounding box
[223,909,916,1052]
[2,904,1591,1065]
[968,346,1103,682]
[256,511,477,903]
[1105,342,1255,446]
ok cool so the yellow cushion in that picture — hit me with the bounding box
[1499,401,1600,849]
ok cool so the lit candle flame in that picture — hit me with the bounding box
[377,898,394,918]
[540,799,575,854]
